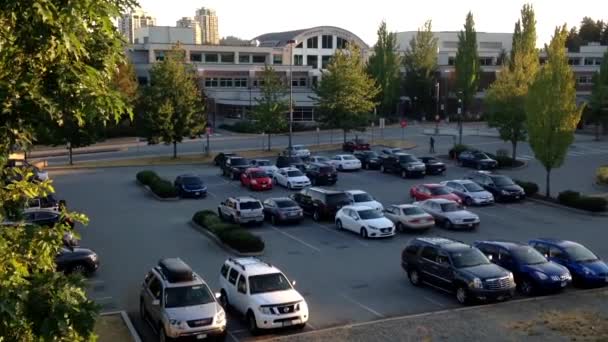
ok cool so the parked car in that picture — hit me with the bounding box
[218,197,264,225]
[283,145,311,158]
[409,184,462,204]
[345,190,383,211]
[342,139,370,152]
[56,245,99,276]
[418,157,446,175]
[218,258,308,334]
[305,163,337,186]
[441,180,494,206]
[214,152,237,167]
[5,159,49,182]
[353,151,382,170]
[384,204,435,231]
[240,168,273,191]
[335,205,395,239]
[276,156,307,171]
[250,159,279,176]
[25,195,60,211]
[290,188,353,221]
[174,174,207,198]
[262,197,304,225]
[22,208,75,229]
[140,258,227,341]
[465,171,525,202]
[414,199,480,230]
[221,157,252,180]
[273,167,311,190]
[474,240,572,295]
[328,154,362,171]
[401,237,516,305]
[381,147,402,156]
[380,153,426,178]
[308,156,331,165]
[458,150,498,170]
[529,239,608,288]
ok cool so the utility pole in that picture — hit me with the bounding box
[287,39,296,158]
[435,82,440,135]
[457,91,463,145]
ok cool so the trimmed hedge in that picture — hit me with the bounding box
[191,211,265,253]
[136,170,159,186]
[136,170,178,198]
[515,180,539,196]
[557,190,608,212]
[597,166,608,185]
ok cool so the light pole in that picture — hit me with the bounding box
[434,82,440,134]
[457,91,463,145]
[287,39,297,158]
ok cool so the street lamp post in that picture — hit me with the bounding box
[435,82,440,134]
[457,92,463,145]
[287,39,297,158]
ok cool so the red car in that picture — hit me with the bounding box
[240,168,273,191]
[342,139,370,152]
[410,184,462,204]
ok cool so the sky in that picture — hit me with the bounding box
[138,0,607,47]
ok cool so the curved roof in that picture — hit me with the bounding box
[253,26,369,49]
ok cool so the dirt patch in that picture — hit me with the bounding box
[508,310,608,341]
[94,313,135,342]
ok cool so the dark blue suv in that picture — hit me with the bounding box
[474,241,572,295]
[529,239,608,288]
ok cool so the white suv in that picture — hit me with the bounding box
[218,197,264,225]
[218,258,309,334]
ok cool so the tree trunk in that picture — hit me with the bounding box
[596,122,601,141]
[545,168,551,198]
[68,145,73,166]
[343,130,347,143]
[267,133,271,151]
[511,140,517,161]
[173,141,177,159]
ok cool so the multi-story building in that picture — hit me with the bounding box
[129,26,369,126]
[175,17,203,45]
[118,8,156,44]
[134,26,202,45]
[195,7,220,45]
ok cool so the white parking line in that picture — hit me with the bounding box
[270,226,321,252]
[422,296,447,308]
[227,330,240,342]
[341,294,385,318]
[312,222,369,247]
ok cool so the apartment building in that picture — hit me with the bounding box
[118,8,156,44]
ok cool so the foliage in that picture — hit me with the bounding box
[251,65,288,150]
[526,26,585,197]
[113,60,139,105]
[455,12,480,114]
[578,17,605,44]
[136,170,160,185]
[191,211,265,253]
[557,190,608,212]
[486,4,538,161]
[597,166,608,185]
[565,27,583,53]
[514,180,540,196]
[367,21,402,118]
[589,49,608,140]
[138,45,206,158]
[313,45,379,142]
[135,170,177,198]
[403,20,438,119]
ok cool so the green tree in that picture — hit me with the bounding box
[251,65,288,150]
[0,0,134,340]
[139,45,206,158]
[525,25,585,197]
[314,45,379,142]
[589,49,608,139]
[367,21,402,119]
[403,20,438,119]
[578,17,604,44]
[455,11,480,115]
[486,4,539,161]
[565,27,583,52]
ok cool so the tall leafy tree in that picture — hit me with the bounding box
[486,4,539,161]
[367,21,402,119]
[578,17,604,44]
[589,49,608,139]
[602,25,608,45]
[565,26,583,53]
[314,45,379,142]
[455,11,480,115]
[251,65,288,150]
[139,45,206,158]
[0,0,134,340]
[525,25,585,197]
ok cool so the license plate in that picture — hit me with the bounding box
[195,192,200,196]
[515,196,520,199]
[283,320,293,327]
[196,334,207,340]
[561,281,567,287]
[262,184,267,188]
[468,224,473,227]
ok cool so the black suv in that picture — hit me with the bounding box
[380,153,426,178]
[276,156,306,171]
[419,157,446,175]
[290,187,353,221]
[221,157,252,180]
[353,151,382,170]
[214,152,237,167]
[465,171,525,202]
[306,163,337,186]
[401,237,515,305]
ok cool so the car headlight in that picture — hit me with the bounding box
[258,306,273,315]
[251,180,258,185]
[501,190,510,195]
[534,271,548,280]
[368,225,380,230]
[169,320,188,329]
[215,309,226,325]
[508,272,515,282]
[469,277,483,289]
[88,253,98,261]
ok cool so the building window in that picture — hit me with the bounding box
[479,57,494,66]
[539,58,547,65]
[307,36,318,49]
[577,75,593,85]
[204,78,219,87]
[252,55,266,64]
[311,76,318,88]
[205,53,218,63]
[292,77,307,87]
[322,35,333,49]
[219,78,233,87]
[252,79,265,88]
[220,53,235,63]
[336,37,348,49]
[294,55,303,66]
[307,55,318,69]
[289,107,314,122]
[234,78,248,88]
[155,51,165,61]
[190,53,202,62]
[239,54,251,64]
[585,58,603,66]
[296,42,303,48]
[273,54,283,64]
[321,55,332,69]
[448,57,455,66]
[568,58,581,66]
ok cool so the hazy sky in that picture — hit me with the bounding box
[138,0,606,47]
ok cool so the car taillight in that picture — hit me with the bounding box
[410,219,421,224]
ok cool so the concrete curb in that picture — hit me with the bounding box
[29,147,127,159]
[527,197,608,217]
[100,311,142,342]
[135,180,180,202]
[189,220,265,257]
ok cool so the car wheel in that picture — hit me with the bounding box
[360,228,368,239]
[456,287,469,305]
[401,170,407,178]
[287,182,292,190]
[271,215,277,226]
[219,290,229,309]
[139,300,146,321]
[408,269,421,286]
[465,197,474,206]
[444,220,453,230]
[336,219,343,230]
[396,222,405,232]
[313,210,320,222]
[247,311,259,335]
[311,178,317,186]
[520,279,534,296]
[364,163,369,170]
[338,165,344,171]
[70,263,89,276]
[218,209,224,220]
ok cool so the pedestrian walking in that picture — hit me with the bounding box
[429,136,435,153]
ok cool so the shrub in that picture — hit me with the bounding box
[148,178,178,198]
[448,144,471,159]
[515,180,539,196]
[496,149,509,158]
[597,166,608,185]
[217,229,265,253]
[557,190,607,212]
[219,122,258,134]
[136,170,159,185]
[557,190,580,206]
[192,210,218,227]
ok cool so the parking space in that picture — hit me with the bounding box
[50,150,608,341]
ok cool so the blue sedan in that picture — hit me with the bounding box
[529,239,608,288]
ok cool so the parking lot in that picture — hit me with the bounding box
[50,150,608,341]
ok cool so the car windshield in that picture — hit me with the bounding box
[256,160,270,166]
[364,151,379,158]
[275,200,298,208]
[251,172,268,178]
[402,207,426,215]
[315,157,330,162]
[492,176,515,186]
[182,177,202,186]
[353,193,374,202]
[399,155,417,163]
[319,166,334,173]
[326,193,351,206]
[450,249,491,268]
[287,170,304,177]
[440,202,462,212]
[342,156,356,160]
[429,187,452,195]
[240,201,262,210]
[165,285,215,308]
[512,246,548,265]
[249,273,292,294]
[358,209,383,220]
[231,158,249,166]
[293,146,305,150]
[463,183,484,192]
[473,152,489,159]
[564,245,598,262]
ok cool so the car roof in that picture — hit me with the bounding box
[308,187,345,194]
[154,258,206,288]
[311,155,329,159]
[335,154,354,157]
[394,204,419,209]
[344,205,375,211]
[309,162,331,167]
[268,197,294,202]
[23,208,59,214]
[225,257,282,277]
[346,190,367,195]
[446,179,475,184]
[476,240,526,250]
[422,183,443,188]
[414,237,472,251]
[530,238,579,248]
[230,196,259,202]
[394,152,413,156]
[280,167,301,172]
[246,167,264,172]
[424,198,456,204]
[253,159,269,162]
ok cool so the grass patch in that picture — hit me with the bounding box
[94,314,134,342]
[508,310,608,340]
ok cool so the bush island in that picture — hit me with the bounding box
[136,170,178,198]
[597,166,608,185]
[191,211,265,253]
[557,190,607,212]
[136,170,159,185]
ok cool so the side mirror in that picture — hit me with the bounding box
[291,280,297,287]
[152,299,160,306]
[544,254,549,259]
[215,292,222,299]
[487,254,493,261]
